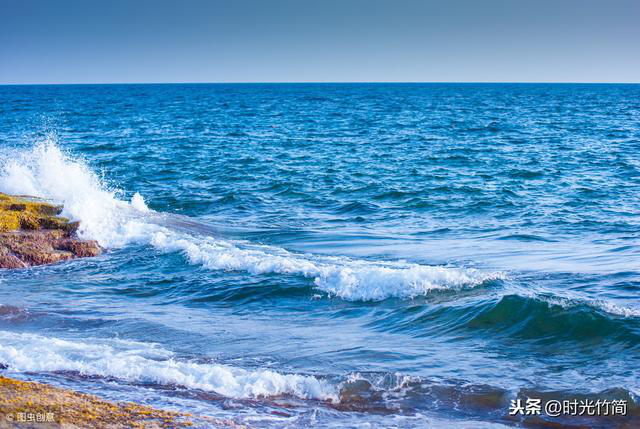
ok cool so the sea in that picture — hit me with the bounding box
[0,83,638,428]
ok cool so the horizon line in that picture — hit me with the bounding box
[1,80,639,86]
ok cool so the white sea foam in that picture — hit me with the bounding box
[0,331,337,401]
[150,230,504,300]
[593,300,640,318]
[0,139,150,247]
[0,140,505,300]
[525,292,640,319]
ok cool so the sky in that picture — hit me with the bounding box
[1,0,639,84]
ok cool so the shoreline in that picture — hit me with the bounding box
[0,193,100,269]
[0,375,193,428]
[0,375,250,429]
[0,194,247,428]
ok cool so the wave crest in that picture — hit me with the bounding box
[0,331,337,401]
[151,230,504,300]
[0,140,505,301]
[0,139,149,247]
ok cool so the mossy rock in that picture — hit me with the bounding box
[0,193,101,269]
[0,375,195,428]
[0,193,69,232]
[0,211,21,231]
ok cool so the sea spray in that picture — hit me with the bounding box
[0,140,148,246]
[149,229,505,300]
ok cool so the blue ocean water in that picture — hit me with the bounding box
[0,83,639,428]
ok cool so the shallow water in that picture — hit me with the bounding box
[0,83,639,428]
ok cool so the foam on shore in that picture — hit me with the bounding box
[0,140,505,301]
[0,330,337,401]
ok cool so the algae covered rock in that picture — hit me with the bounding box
[0,193,101,269]
[0,375,195,428]
[0,193,65,231]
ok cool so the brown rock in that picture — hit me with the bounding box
[0,375,197,429]
[0,193,101,269]
[55,237,101,258]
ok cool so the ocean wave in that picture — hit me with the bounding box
[1,331,637,422]
[362,292,640,343]
[459,294,640,343]
[532,293,640,318]
[150,230,504,300]
[0,331,337,401]
[0,140,505,301]
[0,139,150,247]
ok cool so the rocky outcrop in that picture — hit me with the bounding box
[0,375,254,428]
[0,193,100,269]
[0,375,194,429]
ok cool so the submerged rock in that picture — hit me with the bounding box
[0,193,100,269]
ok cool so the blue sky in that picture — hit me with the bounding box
[1,0,638,84]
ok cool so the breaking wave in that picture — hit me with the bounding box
[0,140,505,301]
[0,331,337,401]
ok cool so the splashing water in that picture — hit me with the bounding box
[0,331,338,401]
[0,139,504,301]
